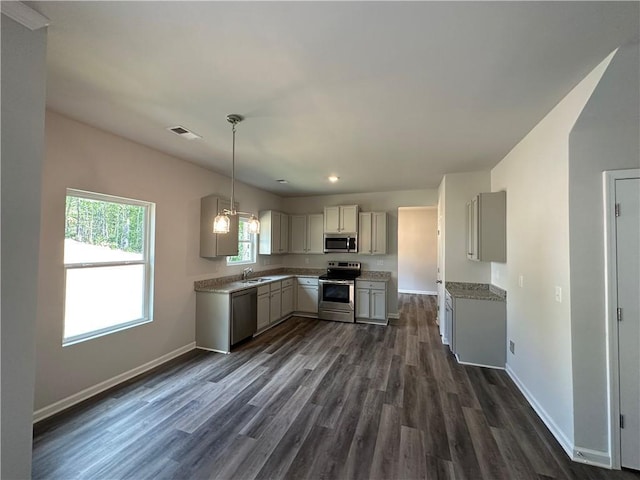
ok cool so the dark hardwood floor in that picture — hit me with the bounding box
[32,294,640,480]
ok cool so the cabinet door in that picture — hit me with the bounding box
[356,288,370,318]
[281,286,294,316]
[289,215,307,253]
[358,213,372,254]
[371,289,387,321]
[372,212,387,254]
[270,289,282,323]
[297,285,318,313]
[279,214,289,253]
[341,205,358,232]
[257,293,270,331]
[324,206,340,233]
[272,213,282,253]
[307,214,324,253]
[215,199,239,257]
[466,202,474,260]
[200,196,239,258]
[471,197,479,260]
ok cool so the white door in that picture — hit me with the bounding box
[617,177,640,470]
[436,212,444,331]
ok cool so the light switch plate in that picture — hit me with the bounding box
[518,275,524,288]
[555,286,562,303]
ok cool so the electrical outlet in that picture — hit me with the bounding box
[518,275,524,288]
[377,260,384,266]
[555,286,562,303]
[509,340,515,354]
[304,257,309,265]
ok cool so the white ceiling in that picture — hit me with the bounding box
[30,1,639,197]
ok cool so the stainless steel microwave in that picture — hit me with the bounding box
[323,233,357,253]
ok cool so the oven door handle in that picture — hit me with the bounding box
[319,279,354,285]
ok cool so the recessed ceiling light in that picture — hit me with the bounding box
[167,125,201,140]
[328,175,339,183]
[276,179,289,184]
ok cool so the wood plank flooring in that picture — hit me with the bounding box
[32,294,640,479]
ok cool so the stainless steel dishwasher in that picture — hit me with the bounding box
[231,288,257,346]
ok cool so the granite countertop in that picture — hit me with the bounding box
[358,271,392,281]
[445,281,506,302]
[195,267,392,293]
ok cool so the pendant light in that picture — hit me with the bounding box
[213,114,260,234]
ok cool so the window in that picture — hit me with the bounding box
[63,189,155,345]
[227,216,257,265]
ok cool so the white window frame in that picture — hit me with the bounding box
[227,215,257,266]
[63,189,155,345]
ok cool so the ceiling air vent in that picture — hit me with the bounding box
[167,125,201,140]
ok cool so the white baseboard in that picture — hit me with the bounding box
[456,357,505,370]
[505,364,574,459]
[398,289,437,295]
[572,446,612,469]
[33,342,196,423]
[388,313,400,320]
[505,365,612,469]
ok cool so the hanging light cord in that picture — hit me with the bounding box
[230,121,236,214]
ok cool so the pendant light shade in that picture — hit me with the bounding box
[213,114,260,235]
[247,214,260,235]
[213,212,231,234]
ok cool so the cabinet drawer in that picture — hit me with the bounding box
[357,280,385,290]
[258,285,270,296]
[297,277,318,286]
[281,278,294,288]
[270,281,282,292]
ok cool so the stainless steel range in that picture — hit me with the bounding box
[318,261,361,323]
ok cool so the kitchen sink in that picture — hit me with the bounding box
[243,277,272,284]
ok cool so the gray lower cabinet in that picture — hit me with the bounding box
[196,288,258,354]
[449,295,506,368]
[281,278,294,317]
[269,281,282,323]
[257,285,270,331]
[296,277,318,314]
[355,280,387,323]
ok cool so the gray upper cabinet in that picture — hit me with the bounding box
[324,205,358,233]
[290,213,324,254]
[200,194,239,258]
[259,210,289,255]
[466,191,506,262]
[358,212,387,255]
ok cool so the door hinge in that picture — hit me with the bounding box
[620,414,625,429]
[615,203,620,217]
[617,307,622,322]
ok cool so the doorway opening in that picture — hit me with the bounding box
[397,207,438,295]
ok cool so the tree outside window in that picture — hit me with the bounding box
[63,189,155,345]
[227,216,257,265]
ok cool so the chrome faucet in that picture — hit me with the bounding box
[242,267,253,281]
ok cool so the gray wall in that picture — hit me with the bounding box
[1,15,48,479]
[36,112,283,412]
[569,41,640,452]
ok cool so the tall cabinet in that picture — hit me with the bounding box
[466,191,506,262]
[200,195,238,258]
[359,212,387,255]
